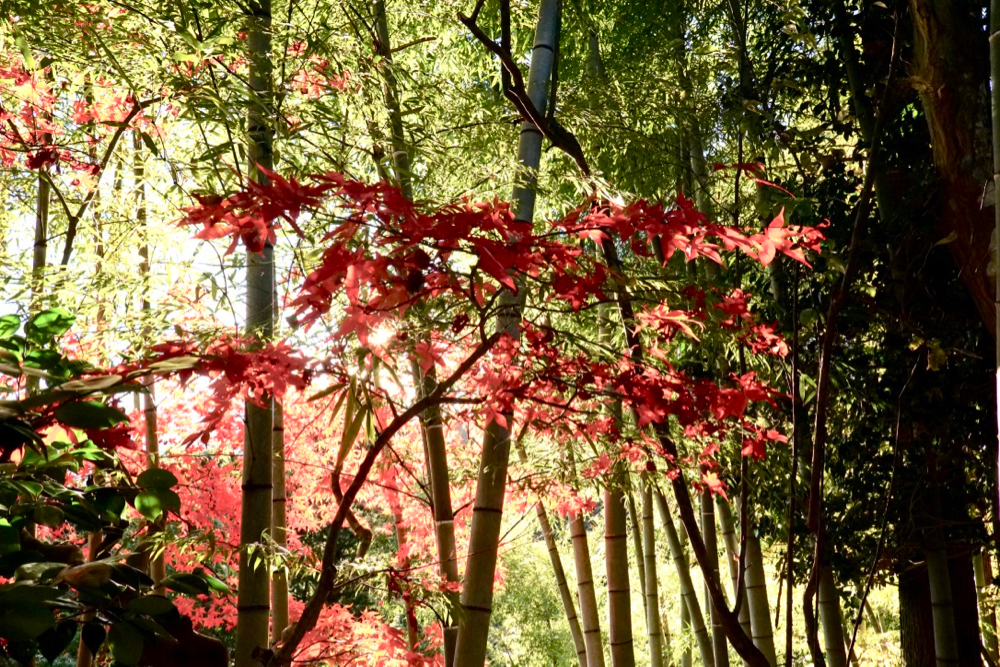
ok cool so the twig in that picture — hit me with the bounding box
[457,10,590,176]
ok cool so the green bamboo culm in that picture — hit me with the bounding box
[451,0,560,663]
[234,0,274,663]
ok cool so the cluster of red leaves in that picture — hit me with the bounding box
[115,335,310,445]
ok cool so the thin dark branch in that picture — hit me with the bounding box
[457,10,590,176]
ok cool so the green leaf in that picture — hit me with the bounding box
[54,401,128,429]
[139,131,159,156]
[198,570,231,594]
[0,601,55,640]
[308,382,346,403]
[82,621,107,655]
[134,491,162,521]
[0,584,62,604]
[0,520,19,555]
[338,402,367,470]
[32,505,65,528]
[38,621,77,663]
[14,562,66,581]
[161,572,211,596]
[25,308,75,343]
[0,315,19,340]
[14,35,35,70]
[126,594,175,616]
[108,621,144,665]
[137,468,178,489]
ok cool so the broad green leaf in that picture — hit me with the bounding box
[0,520,19,555]
[82,621,107,655]
[0,315,19,340]
[126,594,175,616]
[25,308,75,343]
[56,375,124,393]
[15,562,66,581]
[161,572,211,596]
[38,621,77,663]
[54,401,128,429]
[198,570,231,594]
[108,621,144,665]
[134,488,180,521]
[32,505,65,528]
[0,601,55,640]
[137,468,178,489]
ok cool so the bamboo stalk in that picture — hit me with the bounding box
[452,0,560,662]
[234,0,274,661]
[270,400,288,642]
[717,497,753,650]
[654,488,715,667]
[818,567,849,667]
[642,482,665,667]
[745,536,777,666]
[516,443,587,665]
[628,492,648,612]
[606,485,635,666]
[571,507,606,667]
[702,491,730,667]
[371,2,462,655]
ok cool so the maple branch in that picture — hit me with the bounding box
[457,10,591,176]
[265,332,500,667]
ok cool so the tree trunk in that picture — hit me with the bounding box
[654,488,715,667]
[642,483,665,667]
[818,567,848,667]
[743,535,777,666]
[234,0,274,662]
[452,0,559,662]
[270,400,288,643]
[702,491,730,667]
[901,563,937,667]
[925,493,960,667]
[680,588,693,667]
[909,0,996,334]
[571,507,606,667]
[517,444,587,666]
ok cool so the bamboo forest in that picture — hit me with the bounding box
[3,0,1000,664]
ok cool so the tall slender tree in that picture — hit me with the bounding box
[571,504,606,667]
[655,488,715,667]
[452,0,560,662]
[642,481,665,667]
[234,0,275,662]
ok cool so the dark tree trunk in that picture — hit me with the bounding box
[899,552,983,667]
[900,564,936,667]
